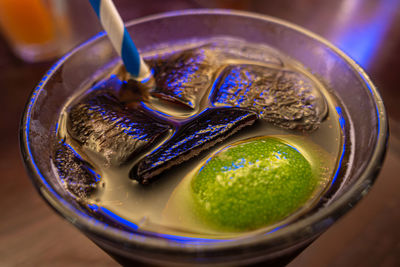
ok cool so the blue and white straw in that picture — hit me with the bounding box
[89,0,151,81]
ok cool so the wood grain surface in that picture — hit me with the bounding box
[1,0,399,266]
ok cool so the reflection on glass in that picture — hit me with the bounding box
[330,0,399,67]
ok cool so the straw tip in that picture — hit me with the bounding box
[137,66,154,83]
[119,75,155,104]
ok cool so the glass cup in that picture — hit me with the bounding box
[0,0,100,62]
[0,0,72,62]
[20,9,388,266]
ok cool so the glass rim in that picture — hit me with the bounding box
[20,8,388,255]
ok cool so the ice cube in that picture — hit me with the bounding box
[205,38,284,66]
[53,141,99,198]
[212,65,327,131]
[148,47,217,109]
[131,107,258,184]
[67,91,171,166]
[145,38,285,111]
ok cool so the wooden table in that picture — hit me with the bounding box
[1,0,399,266]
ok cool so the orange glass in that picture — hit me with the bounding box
[0,0,71,61]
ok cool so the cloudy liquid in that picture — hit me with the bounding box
[55,38,345,239]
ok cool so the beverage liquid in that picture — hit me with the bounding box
[54,37,345,239]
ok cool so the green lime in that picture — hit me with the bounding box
[191,137,316,231]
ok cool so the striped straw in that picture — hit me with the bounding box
[89,0,151,81]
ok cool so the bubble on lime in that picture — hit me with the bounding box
[191,137,317,231]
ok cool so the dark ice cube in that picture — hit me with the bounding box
[67,91,170,166]
[131,107,257,184]
[148,47,217,109]
[212,65,327,131]
[53,141,99,199]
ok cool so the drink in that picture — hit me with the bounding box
[0,0,72,62]
[21,10,387,266]
[54,37,344,238]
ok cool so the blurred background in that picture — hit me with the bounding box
[0,0,399,266]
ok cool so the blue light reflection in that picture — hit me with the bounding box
[87,204,139,231]
[333,0,399,67]
[331,106,346,187]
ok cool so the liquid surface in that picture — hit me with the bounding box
[53,37,344,239]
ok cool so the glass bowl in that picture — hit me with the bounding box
[20,9,388,266]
